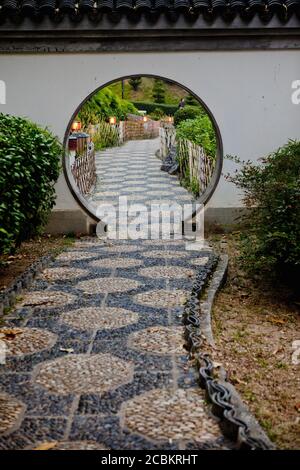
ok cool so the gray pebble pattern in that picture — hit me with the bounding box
[0,138,235,450]
[86,138,195,215]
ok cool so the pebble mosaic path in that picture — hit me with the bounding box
[0,138,234,450]
[87,138,195,215]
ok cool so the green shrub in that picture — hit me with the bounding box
[132,101,178,116]
[173,105,203,127]
[149,108,165,121]
[227,140,300,282]
[78,88,138,128]
[0,114,61,254]
[176,115,217,157]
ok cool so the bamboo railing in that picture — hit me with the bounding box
[159,124,176,159]
[177,138,215,195]
[159,124,216,196]
[71,143,96,196]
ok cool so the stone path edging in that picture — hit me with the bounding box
[0,253,55,316]
[199,254,228,346]
[183,254,275,450]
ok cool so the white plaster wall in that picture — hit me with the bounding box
[0,51,299,211]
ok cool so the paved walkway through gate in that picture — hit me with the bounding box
[0,138,235,450]
[87,138,194,215]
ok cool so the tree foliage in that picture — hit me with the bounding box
[128,77,142,92]
[152,79,166,104]
[185,94,199,106]
[78,88,138,128]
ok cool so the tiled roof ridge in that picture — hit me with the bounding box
[0,1,299,24]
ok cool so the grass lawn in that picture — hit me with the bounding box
[109,77,187,105]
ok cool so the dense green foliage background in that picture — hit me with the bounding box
[176,114,217,158]
[78,88,138,128]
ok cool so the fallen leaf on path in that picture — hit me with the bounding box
[232,376,247,386]
[212,361,223,368]
[268,317,286,325]
[59,348,74,354]
[272,346,284,355]
[0,328,23,340]
[33,442,57,451]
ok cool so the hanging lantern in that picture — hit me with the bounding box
[68,136,77,151]
[143,116,148,123]
[109,116,117,125]
[71,121,82,132]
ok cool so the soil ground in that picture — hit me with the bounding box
[0,235,75,292]
[209,233,300,449]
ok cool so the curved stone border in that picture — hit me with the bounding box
[0,253,56,316]
[199,254,228,346]
[182,256,275,450]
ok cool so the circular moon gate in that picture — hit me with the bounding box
[63,74,223,223]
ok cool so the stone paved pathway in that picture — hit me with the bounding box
[0,138,235,450]
[87,138,194,214]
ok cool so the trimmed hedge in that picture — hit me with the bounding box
[0,114,61,254]
[174,105,203,127]
[132,101,178,116]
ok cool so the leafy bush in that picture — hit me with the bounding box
[78,88,138,128]
[227,140,300,282]
[149,108,165,121]
[173,105,203,127]
[132,101,178,116]
[176,115,217,157]
[0,114,61,254]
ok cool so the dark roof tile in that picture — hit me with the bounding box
[0,0,299,21]
[135,0,153,9]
